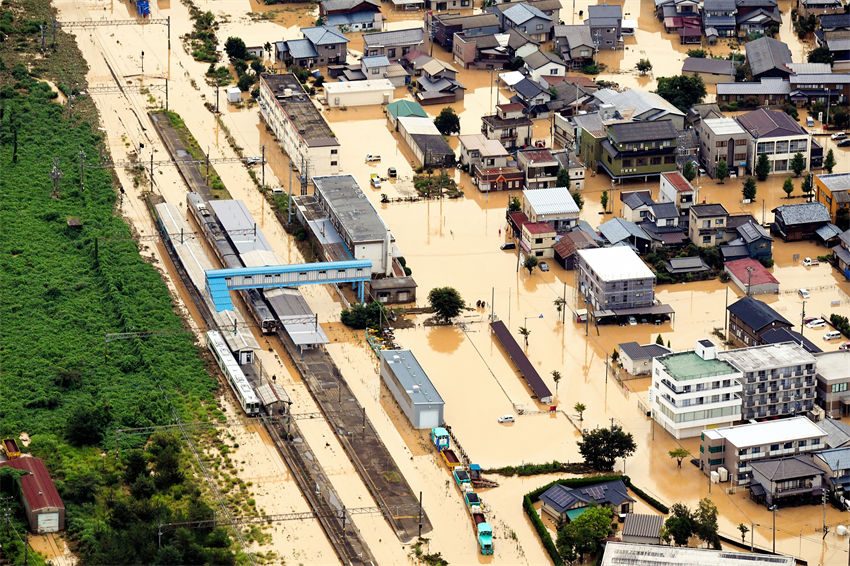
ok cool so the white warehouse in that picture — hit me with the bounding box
[324,79,395,108]
[379,350,445,429]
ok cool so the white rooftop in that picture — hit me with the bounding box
[718,342,815,372]
[815,351,850,381]
[577,246,655,282]
[601,541,794,566]
[397,115,442,136]
[324,79,394,94]
[523,187,580,216]
[458,133,509,157]
[702,416,826,447]
[703,117,747,136]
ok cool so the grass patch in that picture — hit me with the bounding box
[162,110,230,199]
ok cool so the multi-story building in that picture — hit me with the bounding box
[553,24,594,68]
[258,74,342,178]
[716,78,791,108]
[576,246,656,312]
[835,229,850,280]
[517,149,560,190]
[520,221,557,258]
[649,339,743,439]
[699,416,827,484]
[698,118,750,178]
[814,172,850,224]
[553,150,585,191]
[521,187,580,232]
[363,28,424,62]
[688,203,729,247]
[718,343,817,421]
[498,2,553,42]
[481,103,533,150]
[658,171,695,213]
[598,120,679,181]
[737,108,812,176]
[427,13,499,50]
[585,5,622,50]
[771,202,832,242]
[726,296,793,348]
[815,351,850,417]
[320,0,382,30]
[749,456,825,506]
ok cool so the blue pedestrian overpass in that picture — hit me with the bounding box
[205,260,372,311]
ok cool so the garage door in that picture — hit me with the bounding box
[418,409,440,430]
[37,512,59,533]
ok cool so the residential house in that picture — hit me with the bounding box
[737,6,782,35]
[689,203,729,247]
[819,418,850,448]
[657,0,702,44]
[702,0,738,37]
[287,26,349,67]
[477,166,525,192]
[687,102,725,130]
[745,37,792,79]
[798,0,843,17]
[586,5,623,50]
[389,0,424,10]
[323,79,394,108]
[737,108,812,176]
[553,25,595,69]
[816,173,850,224]
[320,0,382,30]
[522,187,580,232]
[771,202,832,241]
[834,230,850,280]
[361,54,390,79]
[620,190,654,222]
[553,229,599,269]
[718,342,817,420]
[726,295,793,348]
[618,342,672,376]
[363,28,425,62]
[518,221,557,258]
[592,88,686,130]
[553,150,585,190]
[576,246,657,314]
[496,3,553,42]
[815,351,850,417]
[659,171,696,214]
[749,456,824,506]
[458,134,522,191]
[276,39,319,68]
[523,50,566,82]
[640,202,689,248]
[716,78,791,108]
[697,117,750,179]
[574,112,608,173]
[548,80,595,117]
[621,515,664,545]
[815,29,850,71]
[452,28,539,69]
[598,218,653,253]
[517,149,560,190]
[700,416,827,484]
[415,59,465,104]
[539,479,635,522]
[789,73,850,106]
[682,57,736,84]
[649,339,744,439]
[511,77,552,113]
[813,447,850,494]
[259,74,342,177]
[665,256,711,276]
[598,120,679,181]
[396,116,455,167]
[489,0,562,25]
[481,103,533,149]
[427,13,500,50]
[721,218,774,261]
[386,99,427,129]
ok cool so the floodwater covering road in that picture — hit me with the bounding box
[54,0,850,564]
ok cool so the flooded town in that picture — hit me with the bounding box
[2,0,850,563]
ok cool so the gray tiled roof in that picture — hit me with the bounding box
[682,57,736,75]
[599,218,650,244]
[745,36,792,77]
[621,190,653,209]
[773,202,831,226]
[503,2,551,25]
[737,220,772,243]
[608,120,678,143]
[622,514,664,539]
[737,108,806,138]
[819,418,850,449]
[651,202,679,219]
[727,296,792,331]
[750,456,823,481]
[287,39,318,59]
[717,79,790,96]
[619,342,672,360]
[363,27,424,47]
[302,25,349,46]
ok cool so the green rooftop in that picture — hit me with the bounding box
[659,352,738,381]
[387,99,427,119]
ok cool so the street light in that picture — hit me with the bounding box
[770,504,778,553]
[524,313,544,326]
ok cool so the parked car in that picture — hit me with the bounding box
[831,132,847,140]
[271,186,284,194]
[824,331,842,341]
[388,167,397,178]
[838,138,850,147]
[806,318,826,329]
[370,173,381,188]
[628,316,637,326]
[500,242,516,250]
[243,156,263,166]
[799,288,811,299]
[539,261,549,272]
[497,414,515,423]
[839,342,850,351]
[802,257,819,267]
[365,154,381,162]
[807,116,815,127]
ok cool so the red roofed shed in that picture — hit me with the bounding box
[1,457,65,533]
[724,258,779,295]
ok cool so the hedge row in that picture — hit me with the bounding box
[485,461,594,477]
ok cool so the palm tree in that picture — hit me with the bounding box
[574,402,586,423]
[519,326,531,347]
[553,297,566,321]
[551,370,562,397]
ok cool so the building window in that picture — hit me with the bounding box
[832,383,849,393]
[702,235,712,244]
[770,444,779,451]
[774,159,788,172]
[757,141,775,154]
[537,24,544,30]
[330,161,338,166]
[789,139,808,153]
[331,149,338,155]
[775,140,789,154]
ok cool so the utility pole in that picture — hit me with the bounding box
[165,78,169,111]
[141,50,145,74]
[50,157,63,199]
[823,488,829,538]
[261,145,266,189]
[800,300,806,345]
[418,491,423,538]
[215,88,220,114]
[288,163,293,224]
[771,504,777,553]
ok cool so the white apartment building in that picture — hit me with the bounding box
[737,108,811,176]
[649,339,743,439]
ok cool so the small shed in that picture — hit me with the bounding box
[725,257,779,295]
[226,86,242,104]
[618,342,671,376]
[324,79,394,108]
[368,276,417,304]
[0,457,65,533]
[379,350,444,429]
[621,513,664,545]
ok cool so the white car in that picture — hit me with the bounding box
[798,288,811,299]
[831,132,847,140]
[628,316,637,326]
[497,414,515,423]
[824,331,842,341]
[806,318,826,329]
[365,154,381,162]
[539,261,550,272]
[802,257,819,267]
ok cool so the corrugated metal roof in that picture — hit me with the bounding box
[1,457,64,512]
[623,514,664,539]
[490,320,552,402]
[523,187,580,216]
[380,349,444,406]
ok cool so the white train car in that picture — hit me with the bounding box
[206,330,261,416]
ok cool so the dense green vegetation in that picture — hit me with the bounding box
[162,110,230,198]
[181,0,220,63]
[0,1,238,563]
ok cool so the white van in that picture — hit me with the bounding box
[824,331,842,341]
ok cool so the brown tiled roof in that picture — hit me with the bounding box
[553,229,598,258]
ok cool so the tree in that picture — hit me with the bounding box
[554,297,567,318]
[668,447,690,468]
[508,196,521,211]
[687,48,707,58]
[556,167,570,188]
[428,287,465,323]
[341,301,386,329]
[715,159,728,184]
[636,58,652,75]
[755,153,771,181]
[694,498,720,549]
[574,402,586,422]
[524,254,538,274]
[434,107,460,135]
[783,177,794,198]
[551,370,562,396]
[802,172,814,201]
[837,207,850,231]
[655,334,665,345]
[825,149,836,174]
[571,190,584,210]
[655,75,707,112]
[225,36,248,60]
[66,401,111,446]
[556,505,613,562]
[683,160,696,182]
[743,177,757,201]
[808,46,834,64]
[665,503,695,546]
[519,326,531,346]
[577,424,636,471]
[790,152,806,177]
[600,190,609,212]
[738,523,750,545]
